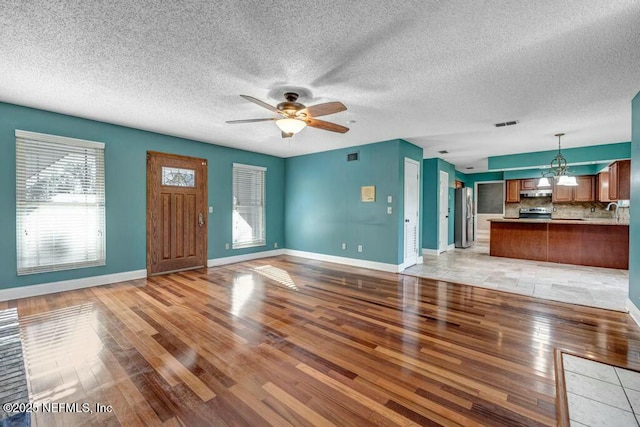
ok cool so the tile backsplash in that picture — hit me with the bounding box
[505,197,630,222]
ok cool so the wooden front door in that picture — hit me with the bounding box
[147,151,207,276]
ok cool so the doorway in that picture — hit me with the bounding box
[403,158,420,268]
[146,151,208,276]
[438,170,449,253]
[474,181,504,242]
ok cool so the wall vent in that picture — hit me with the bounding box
[495,120,519,127]
[438,150,448,154]
[347,152,359,162]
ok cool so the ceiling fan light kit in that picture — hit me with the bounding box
[275,118,306,134]
[226,91,349,138]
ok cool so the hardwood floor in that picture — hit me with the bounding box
[3,255,640,426]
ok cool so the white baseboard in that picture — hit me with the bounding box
[627,298,640,327]
[207,249,285,267]
[422,248,438,256]
[284,249,401,273]
[0,269,147,302]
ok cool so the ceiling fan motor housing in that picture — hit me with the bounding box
[277,93,305,116]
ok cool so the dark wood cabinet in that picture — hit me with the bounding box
[505,180,520,203]
[520,179,538,191]
[552,175,595,202]
[609,160,631,200]
[574,175,595,202]
[596,171,611,202]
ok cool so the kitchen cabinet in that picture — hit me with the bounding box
[552,175,595,202]
[609,160,631,200]
[596,171,611,202]
[574,175,595,202]
[520,179,538,191]
[505,179,520,203]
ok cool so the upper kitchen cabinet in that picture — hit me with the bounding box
[552,175,595,203]
[520,179,538,191]
[505,179,520,203]
[574,175,595,202]
[596,171,611,202]
[608,160,631,200]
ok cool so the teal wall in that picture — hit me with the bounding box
[422,158,456,250]
[284,139,422,265]
[0,102,285,289]
[630,92,640,309]
[489,142,630,171]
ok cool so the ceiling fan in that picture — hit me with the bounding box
[226,92,349,138]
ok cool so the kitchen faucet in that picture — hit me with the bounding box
[606,202,619,220]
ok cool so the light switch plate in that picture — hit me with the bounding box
[387,196,392,203]
[387,206,392,214]
[209,206,213,213]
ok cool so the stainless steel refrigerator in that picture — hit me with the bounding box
[454,187,474,248]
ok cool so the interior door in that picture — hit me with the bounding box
[147,151,208,276]
[439,170,449,252]
[403,158,420,267]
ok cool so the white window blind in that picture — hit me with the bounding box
[232,163,266,249]
[16,130,106,275]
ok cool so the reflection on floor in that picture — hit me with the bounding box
[563,354,640,426]
[403,240,628,312]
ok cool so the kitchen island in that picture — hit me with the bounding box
[488,218,629,269]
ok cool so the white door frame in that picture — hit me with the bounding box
[403,158,420,269]
[438,170,449,253]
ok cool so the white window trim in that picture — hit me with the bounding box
[232,163,266,249]
[16,130,106,275]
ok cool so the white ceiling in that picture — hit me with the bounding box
[1,1,639,172]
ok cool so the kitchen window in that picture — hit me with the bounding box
[16,130,106,275]
[232,163,266,248]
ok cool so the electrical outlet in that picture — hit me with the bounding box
[274,242,278,248]
[387,195,392,203]
[209,206,213,213]
[590,207,595,212]
[225,243,230,250]
[357,245,363,252]
[341,243,346,250]
[553,207,557,212]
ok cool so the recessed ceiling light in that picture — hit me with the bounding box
[438,150,448,154]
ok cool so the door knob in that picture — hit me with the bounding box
[198,213,204,227]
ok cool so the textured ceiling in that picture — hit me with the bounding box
[1,1,639,172]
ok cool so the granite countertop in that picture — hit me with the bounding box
[489,217,629,226]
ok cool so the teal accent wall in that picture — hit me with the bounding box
[284,139,422,265]
[422,158,456,250]
[630,91,640,310]
[489,142,630,171]
[0,102,285,290]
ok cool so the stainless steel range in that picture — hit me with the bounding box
[519,207,552,219]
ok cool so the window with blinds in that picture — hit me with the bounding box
[16,130,106,275]
[232,163,266,249]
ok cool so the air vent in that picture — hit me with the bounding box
[347,152,359,162]
[438,150,448,154]
[495,120,519,127]
[466,167,474,170]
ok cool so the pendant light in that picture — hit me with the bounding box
[538,133,577,186]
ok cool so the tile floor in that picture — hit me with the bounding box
[563,354,640,426]
[402,239,629,311]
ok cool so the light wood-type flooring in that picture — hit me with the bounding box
[3,255,640,426]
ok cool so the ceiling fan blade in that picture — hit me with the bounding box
[305,118,349,133]
[226,118,278,124]
[299,101,347,118]
[281,131,293,139]
[239,95,285,116]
